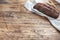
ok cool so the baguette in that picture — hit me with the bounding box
[33,3,59,19]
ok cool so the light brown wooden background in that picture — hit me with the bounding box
[0,0,60,40]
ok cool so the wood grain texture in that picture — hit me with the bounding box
[0,0,60,40]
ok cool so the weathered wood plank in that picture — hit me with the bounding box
[0,0,59,40]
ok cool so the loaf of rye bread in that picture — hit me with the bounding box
[33,3,59,19]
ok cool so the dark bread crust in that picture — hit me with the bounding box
[33,3,59,19]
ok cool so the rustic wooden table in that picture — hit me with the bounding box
[0,0,60,40]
